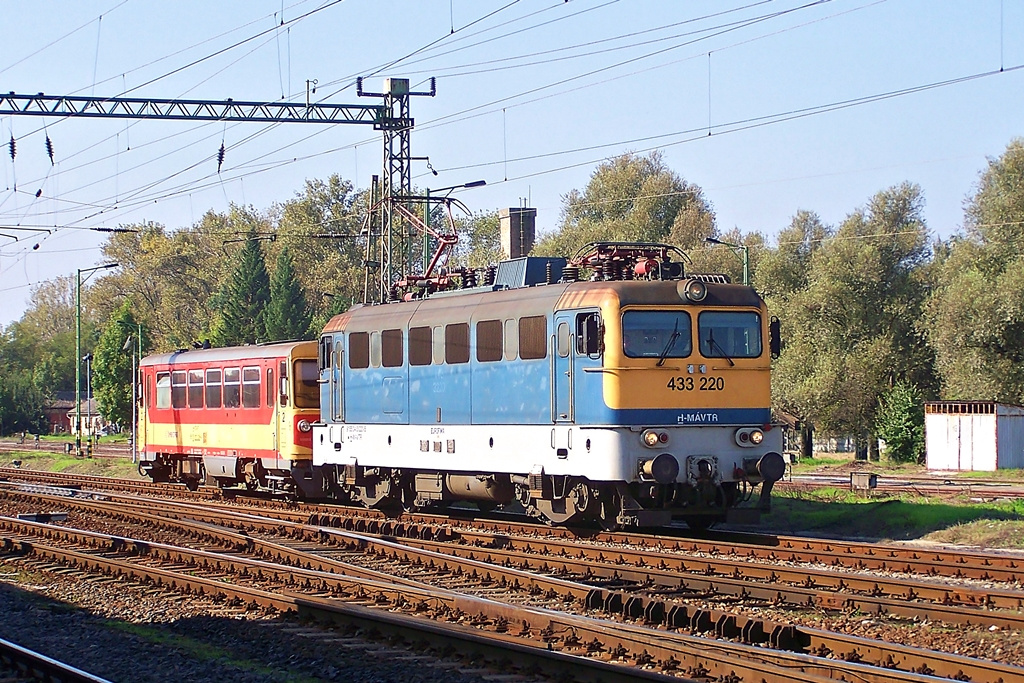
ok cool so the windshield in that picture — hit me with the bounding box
[293,360,320,408]
[698,311,762,358]
[622,310,692,359]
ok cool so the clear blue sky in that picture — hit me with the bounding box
[1,0,1022,326]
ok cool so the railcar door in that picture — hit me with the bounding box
[331,337,344,422]
[553,313,574,423]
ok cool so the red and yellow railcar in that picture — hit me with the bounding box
[138,341,323,496]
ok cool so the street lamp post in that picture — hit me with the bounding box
[75,263,119,458]
[119,322,142,464]
[705,237,750,286]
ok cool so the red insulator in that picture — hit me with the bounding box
[634,258,659,276]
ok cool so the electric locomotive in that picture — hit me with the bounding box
[312,242,785,528]
[137,340,323,495]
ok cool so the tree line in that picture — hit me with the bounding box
[2,139,1023,462]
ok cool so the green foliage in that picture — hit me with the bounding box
[533,151,715,258]
[925,139,1024,402]
[875,382,925,463]
[92,302,146,428]
[0,368,46,435]
[453,210,501,268]
[264,246,311,342]
[216,230,271,346]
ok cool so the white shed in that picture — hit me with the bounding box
[925,401,1024,471]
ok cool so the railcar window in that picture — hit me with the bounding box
[576,312,603,356]
[156,372,171,409]
[519,316,547,360]
[187,370,204,408]
[476,320,502,362]
[382,329,403,367]
[278,361,287,406]
[622,310,692,359]
[294,360,320,408]
[266,368,274,407]
[369,331,382,368]
[432,326,445,365]
[503,319,518,360]
[334,340,343,366]
[409,326,432,366]
[171,371,187,408]
[205,369,222,408]
[445,323,470,364]
[319,336,332,371]
[698,311,762,358]
[224,368,241,408]
[349,332,369,369]
[242,367,260,408]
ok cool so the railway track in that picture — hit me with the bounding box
[2,481,1024,682]
[0,635,112,683]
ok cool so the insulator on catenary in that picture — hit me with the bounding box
[217,142,226,173]
[45,136,54,165]
[8,136,15,161]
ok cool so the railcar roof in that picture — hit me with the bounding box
[140,340,316,367]
[321,279,763,334]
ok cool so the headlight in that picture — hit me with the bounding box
[734,427,763,447]
[677,278,707,302]
[641,429,667,448]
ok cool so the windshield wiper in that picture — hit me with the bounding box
[657,319,680,367]
[706,330,735,366]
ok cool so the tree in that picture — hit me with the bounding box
[453,209,502,268]
[769,183,934,459]
[534,151,715,258]
[925,139,1024,402]
[216,231,271,346]
[264,246,311,342]
[875,382,925,464]
[93,302,145,429]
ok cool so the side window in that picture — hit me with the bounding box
[503,319,518,361]
[382,329,403,367]
[171,370,187,408]
[187,369,204,408]
[409,326,432,366]
[556,321,570,358]
[476,320,502,362]
[266,368,274,407]
[319,335,332,371]
[205,369,222,408]
[431,326,445,365]
[156,372,171,409]
[369,330,382,368]
[519,315,547,360]
[576,312,603,356]
[349,332,369,369]
[445,323,470,364]
[224,368,241,408]
[334,340,343,366]
[279,360,288,406]
[242,367,260,408]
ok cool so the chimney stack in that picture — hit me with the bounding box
[499,207,536,259]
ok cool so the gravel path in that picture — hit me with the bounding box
[0,559,513,683]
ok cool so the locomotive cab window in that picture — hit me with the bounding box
[698,311,762,358]
[622,310,692,359]
[576,312,603,357]
[293,360,319,408]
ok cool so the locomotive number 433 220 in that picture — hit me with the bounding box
[666,376,725,391]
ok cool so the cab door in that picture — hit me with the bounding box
[553,313,574,423]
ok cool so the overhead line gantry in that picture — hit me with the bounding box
[1,77,437,304]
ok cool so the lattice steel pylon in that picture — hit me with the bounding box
[356,77,435,303]
[1,79,436,304]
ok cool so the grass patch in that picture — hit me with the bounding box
[0,450,142,479]
[104,621,321,683]
[762,488,1024,545]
